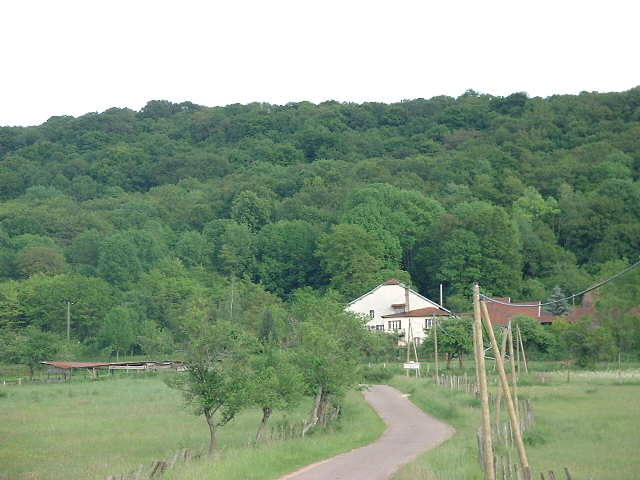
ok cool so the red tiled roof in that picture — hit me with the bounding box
[382,307,450,318]
[483,298,597,326]
[483,300,554,326]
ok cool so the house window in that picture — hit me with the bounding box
[388,320,401,330]
[375,325,384,331]
[425,318,433,329]
[369,310,375,318]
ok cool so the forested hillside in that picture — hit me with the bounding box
[1,88,639,356]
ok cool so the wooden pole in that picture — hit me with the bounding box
[66,301,71,342]
[494,326,509,425]
[473,283,495,480]
[517,326,529,374]
[405,320,410,377]
[433,317,439,379]
[406,321,411,359]
[410,321,420,377]
[515,322,521,376]
[473,314,481,391]
[481,301,530,479]
[507,322,519,415]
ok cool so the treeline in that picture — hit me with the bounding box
[0,89,639,359]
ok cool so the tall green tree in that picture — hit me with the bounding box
[97,306,138,360]
[256,220,319,296]
[0,326,62,379]
[316,224,408,300]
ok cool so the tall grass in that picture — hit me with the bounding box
[520,381,640,479]
[0,376,384,480]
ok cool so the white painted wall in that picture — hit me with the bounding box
[346,283,438,333]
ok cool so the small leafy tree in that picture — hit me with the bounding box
[250,347,304,442]
[421,317,473,368]
[291,290,364,433]
[0,326,62,379]
[562,318,615,368]
[511,315,553,353]
[167,319,252,454]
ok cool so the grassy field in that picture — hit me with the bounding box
[0,375,384,480]
[520,373,640,479]
[389,371,640,480]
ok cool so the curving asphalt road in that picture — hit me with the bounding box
[278,384,455,480]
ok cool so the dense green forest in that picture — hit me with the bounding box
[1,88,639,359]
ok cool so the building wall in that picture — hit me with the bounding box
[392,316,434,345]
[346,284,438,332]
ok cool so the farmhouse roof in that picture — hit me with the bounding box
[482,293,600,326]
[39,360,185,369]
[346,279,452,315]
[40,361,110,369]
[382,307,450,318]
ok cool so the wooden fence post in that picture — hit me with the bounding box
[507,322,520,420]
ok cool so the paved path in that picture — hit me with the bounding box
[278,384,455,480]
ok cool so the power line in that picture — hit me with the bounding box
[480,258,640,308]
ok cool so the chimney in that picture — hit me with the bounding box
[439,283,443,306]
[405,285,410,313]
[538,301,541,317]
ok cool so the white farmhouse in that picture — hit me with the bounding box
[346,279,451,345]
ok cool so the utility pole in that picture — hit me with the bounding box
[230,276,235,320]
[65,300,75,342]
[433,317,439,379]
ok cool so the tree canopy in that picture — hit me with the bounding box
[0,89,639,358]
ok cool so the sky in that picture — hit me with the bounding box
[1,0,639,126]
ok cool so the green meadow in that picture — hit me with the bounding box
[0,375,384,480]
[3,368,639,480]
[390,370,640,480]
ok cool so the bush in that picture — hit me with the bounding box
[360,364,396,383]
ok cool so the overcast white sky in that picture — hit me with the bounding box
[1,0,639,126]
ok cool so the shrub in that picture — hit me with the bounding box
[360,364,398,383]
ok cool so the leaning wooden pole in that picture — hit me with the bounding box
[507,321,519,416]
[473,283,495,480]
[494,325,509,425]
[517,326,529,374]
[481,301,530,479]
